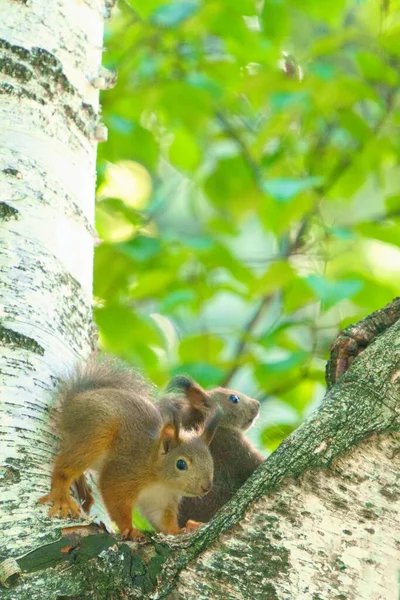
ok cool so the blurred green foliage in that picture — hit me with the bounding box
[96,0,400,454]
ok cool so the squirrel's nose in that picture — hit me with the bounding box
[201,480,212,494]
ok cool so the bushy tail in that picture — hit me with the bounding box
[59,353,155,404]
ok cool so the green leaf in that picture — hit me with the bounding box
[338,109,370,144]
[252,261,295,296]
[127,0,166,18]
[172,363,225,388]
[258,351,308,374]
[356,51,398,86]
[328,160,366,200]
[283,278,316,312]
[132,510,154,532]
[179,334,225,363]
[94,244,135,299]
[204,156,259,211]
[95,305,163,365]
[102,118,159,170]
[116,236,162,262]
[160,82,212,129]
[385,195,400,214]
[262,177,323,203]
[261,0,288,42]
[305,275,363,309]
[129,270,175,299]
[169,129,201,172]
[261,423,297,451]
[185,73,223,100]
[293,0,347,26]
[356,222,400,247]
[150,1,199,27]
[161,289,197,311]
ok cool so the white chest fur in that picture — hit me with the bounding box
[136,483,180,529]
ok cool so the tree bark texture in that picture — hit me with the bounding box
[1,306,399,598]
[1,1,400,598]
[0,0,104,563]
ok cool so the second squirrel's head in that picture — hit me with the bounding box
[207,386,260,431]
[157,409,221,498]
[166,375,260,432]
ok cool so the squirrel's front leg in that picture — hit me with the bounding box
[161,505,204,535]
[161,505,182,535]
[184,519,204,532]
[99,466,145,542]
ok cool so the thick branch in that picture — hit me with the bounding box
[3,311,400,599]
[326,296,400,388]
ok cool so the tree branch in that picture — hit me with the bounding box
[4,307,400,599]
[326,296,400,389]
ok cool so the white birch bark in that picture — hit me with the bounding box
[0,0,105,562]
[175,431,400,600]
[1,1,399,598]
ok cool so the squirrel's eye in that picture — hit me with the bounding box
[176,459,188,471]
[229,394,240,404]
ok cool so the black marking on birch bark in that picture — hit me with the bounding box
[0,40,98,140]
[0,82,45,105]
[64,105,92,137]
[0,463,21,485]
[104,0,118,18]
[0,41,75,94]
[0,56,32,83]
[2,168,22,178]
[0,324,44,355]
[0,202,19,221]
[1,158,95,236]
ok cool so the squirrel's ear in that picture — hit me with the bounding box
[185,381,212,411]
[202,408,223,445]
[167,375,212,412]
[159,410,181,454]
[160,424,175,454]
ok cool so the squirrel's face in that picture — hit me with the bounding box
[159,437,214,497]
[157,410,222,497]
[165,375,260,432]
[209,387,260,431]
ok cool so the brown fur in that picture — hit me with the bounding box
[165,376,264,527]
[39,355,221,540]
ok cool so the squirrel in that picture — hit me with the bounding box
[162,376,264,527]
[39,355,222,541]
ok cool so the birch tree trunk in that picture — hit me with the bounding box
[2,300,400,599]
[1,2,400,599]
[0,0,105,566]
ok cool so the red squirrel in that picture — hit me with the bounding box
[39,355,221,540]
[162,375,264,527]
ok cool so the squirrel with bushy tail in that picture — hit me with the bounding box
[39,354,221,540]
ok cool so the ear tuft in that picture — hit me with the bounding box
[185,382,212,412]
[202,408,223,445]
[166,375,194,394]
[159,406,181,454]
[160,423,176,454]
[166,375,213,412]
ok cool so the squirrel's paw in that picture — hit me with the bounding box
[183,519,204,533]
[121,527,146,542]
[39,492,82,519]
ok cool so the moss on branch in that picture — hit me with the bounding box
[2,315,400,599]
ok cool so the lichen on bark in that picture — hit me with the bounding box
[1,315,399,599]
